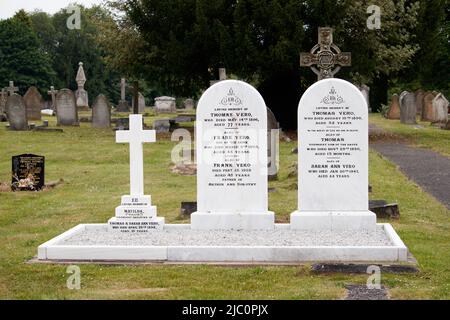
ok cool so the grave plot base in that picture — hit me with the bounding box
[190,211,275,230]
[37,223,408,263]
[290,211,376,231]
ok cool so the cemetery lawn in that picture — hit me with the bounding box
[369,114,450,158]
[0,112,449,299]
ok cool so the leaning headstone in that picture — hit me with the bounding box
[386,94,400,120]
[75,62,89,110]
[23,86,43,121]
[400,92,417,124]
[191,80,274,230]
[91,94,111,128]
[108,114,165,232]
[154,96,176,113]
[6,94,28,130]
[183,98,195,110]
[421,92,437,121]
[11,154,45,191]
[431,93,449,124]
[267,107,279,180]
[291,78,376,231]
[415,89,424,116]
[56,89,78,126]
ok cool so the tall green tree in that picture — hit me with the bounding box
[0,10,55,95]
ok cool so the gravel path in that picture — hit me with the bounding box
[60,226,392,247]
[371,141,450,209]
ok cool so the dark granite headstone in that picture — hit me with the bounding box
[6,94,28,130]
[11,154,45,191]
[115,118,129,130]
[153,119,171,133]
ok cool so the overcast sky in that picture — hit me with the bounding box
[0,0,104,20]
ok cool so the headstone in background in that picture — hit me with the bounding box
[47,86,58,110]
[56,89,78,126]
[75,62,89,110]
[153,119,171,133]
[91,94,111,128]
[183,98,195,110]
[23,86,43,120]
[209,68,227,86]
[432,93,449,124]
[0,88,7,121]
[191,80,274,230]
[386,93,400,120]
[116,78,130,112]
[415,89,424,115]
[113,118,129,130]
[6,94,28,130]
[359,84,370,112]
[11,154,45,191]
[400,92,417,124]
[267,107,279,180]
[291,78,375,231]
[131,92,146,113]
[108,114,165,232]
[5,81,19,96]
[421,92,437,121]
[154,96,176,113]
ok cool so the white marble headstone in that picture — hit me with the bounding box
[191,80,274,230]
[291,78,375,231]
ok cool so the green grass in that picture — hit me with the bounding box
[0,112,449,299]
[369,113,450,157]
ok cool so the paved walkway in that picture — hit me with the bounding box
[370,141,450,209]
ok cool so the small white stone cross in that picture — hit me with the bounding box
[116,114,155,196]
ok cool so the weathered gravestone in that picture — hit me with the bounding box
[47,86,58,110]
[421,92,437,121]
[0,88,7,121]
[11,154,45,191]
[191,80,275,230]
[131,92,146,113]
[108,114,165,232]
[415,89,424,115]
[116,78,130,112]
[359,84,370,112]
[153,119,171,133]
[400,92,417,124]
[114,118,129,130]
[432,93,449,124]
[91,94,111,128]
[23,86,43,121]
[183,98,195,110]
[56,89,79,126]
[6,94,28,130]
[386,93,401,120]
[267,107,279,180]
[75,62,89,110]
[155,96,176,113]
[291,78,376,230]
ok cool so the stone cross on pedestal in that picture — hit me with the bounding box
[300,27,351,81]
[116,114,155,196]
[47,86,58,109]
[5,81,19,95]
[108,114,164,232]
[75,62,89,110]
[120,78,126,100]
[209,68,227,86]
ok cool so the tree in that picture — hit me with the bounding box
[0,10,56,95]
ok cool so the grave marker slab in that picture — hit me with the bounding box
[432,93,448,124]
[421,92,437,121]
[291,78,376,231]
[56,89,79,126]
[92,94,111,128]
[415,89,424,115]
[387,94,400,119]
[155,96,176,113]
[6,94,28,130]
[191,80,274,230]
[400,92,417,124]
[11,154,45,191]
[23,86,43,120]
